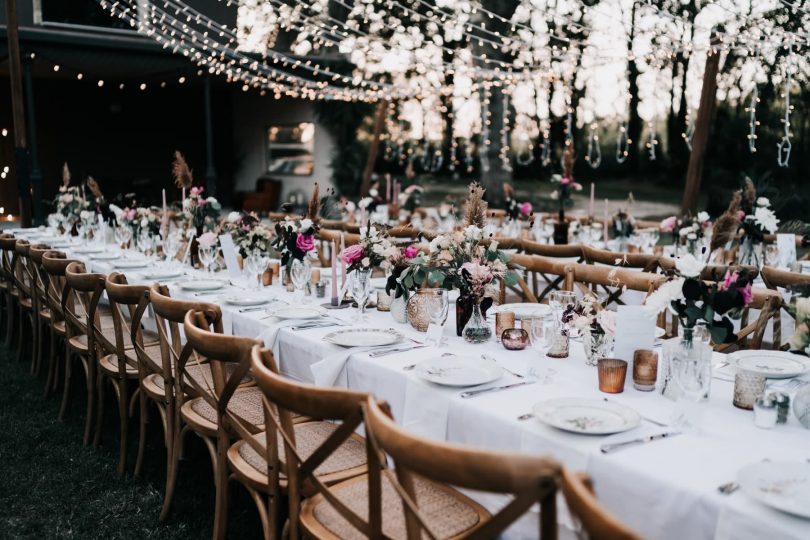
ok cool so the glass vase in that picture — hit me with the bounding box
[463,302,492,343]
[737,237,762,268]
[455,295,492,337]
[390,293,408,324]
[406,289,435,332]
[660,327,712,401]
[582,330,614,366]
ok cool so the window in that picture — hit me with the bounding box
[266,123,315,176]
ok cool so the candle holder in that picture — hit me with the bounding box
[501,328,529,351]
[495,311,516,343]
[315,282,326,298]
[376,290,393,312]
[597,359,627,394]
[632,349,658,391]
[733,371,766,410]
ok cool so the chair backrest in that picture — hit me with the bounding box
[27,243,52,312]
[387,226,423,240]
[41,251,72,318]
[12,239,33,298]
[250,345,373,536]
[507,253,571,303]
[559,469,642,540]
[761,266,810,347]
[715,287,782,352]
[63,261,105,345]
[563,263,665,308]
[105,273,151,378]
[362,396,561,539]
[582,246,664,273]
[318,229,361,247]
[521,240,584,260]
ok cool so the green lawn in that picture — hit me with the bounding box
[0,348,262,539]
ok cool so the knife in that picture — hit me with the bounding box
[460,381,535,399]
[600,432,681,454]
[369,345,426,358]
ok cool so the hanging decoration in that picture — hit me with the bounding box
[777,38,794,168]
[585,122,602,169]
[499,92,513,173]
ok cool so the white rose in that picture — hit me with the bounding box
[756,197,770,207]
[371,243,384,254]
[369,188,379,197]
[697,211,710,223]
[463,224,483,241]
[300,218,313,231]
[687,233,697,240]
[643,278,685,318]
[109,204,123,219]
[207,197,218,205]
[140,218,149,228]
[675,253,706,278]
[227,211,241,223]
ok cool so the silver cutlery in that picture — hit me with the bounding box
[460,381,536,399]
[403,363,417,371]
[481,354,525,379]
[599,432,681,454]
[239,306,268,313]
[517,413,535,421]
[602,398,668,427]
[291,322,342,331]
[369,345,425,358]
[717,481,740,495]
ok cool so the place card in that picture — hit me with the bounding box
[612,306,656,384]
[776,234,796,269]
[218,233,242,279]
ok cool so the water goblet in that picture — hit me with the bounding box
[350,269,373,322]
[197,244,218,275]
[425,289,449,347]
[671,355,712,431]
[290,258,312,302]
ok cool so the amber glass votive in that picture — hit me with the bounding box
[598,359,628,393]
[376,290,393,312]
[502,328,529,350]
[269,262,281,282]
[633,349,658,391]
[495,311,516,343]
[310,269,321,284]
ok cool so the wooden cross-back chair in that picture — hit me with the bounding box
[317,229,361,267]
[27,243,52,377]
[761,265,810,349]
[582,246,666,273]
[387,226,423,240]
[335,396,560,539]
[560,469,642,540]
[11,239,36,365]
[148,283,236,522]
[564,263,666,309]
[63,261,107,445]
[183,310,263,540]
[0,235,20,349]
[714,288,783,353]
[505,253,571,304]
[246,345,372,540]
[95,273,161,476]
[40,251,72,400]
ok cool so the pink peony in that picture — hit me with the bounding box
[198,232,217,248]
[740,282,753,306]
[736,210,746,220]
[660,216,677,232]
[342,244,364,265]
[402,245,419,259]
[190,186,203,196]
[461,260,493,284]
[295,233,315,253]
[519,202,533,217]
[560,176,572,185]
[719,271,738,292]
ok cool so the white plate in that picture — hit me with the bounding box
[532,398,641,435]
[142,269,185,280]
[491,303,551,320]
[324,327,404,348]
[224,294,273,307]
[730,350,810,379]
[90,252,122,261]
[273,305,326,320]
[73,246,105,254]
[178,279,226,292]
[738,461,810,519]
[113,259,150,270]
[414,355,503,387]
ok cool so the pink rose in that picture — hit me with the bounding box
[740,282,753,306]
[519,202,533,217]
[342,244,364,265]
[461,260,493,284]
[190,187,203,196]
[571,182,583,191]
[560,176,572,185]
[402,245,419,259]
[736,210,746,220]
[198,232,217,248]
[719,271,738,292]
[660,216,677,232]
[295,233,315,253]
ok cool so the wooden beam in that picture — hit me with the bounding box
[361,99,388,197]
[5,0,33,226]
[681,30,721,216]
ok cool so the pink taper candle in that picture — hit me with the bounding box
[162,189,167,213]
[340,233,347,287]
[331,239,338,305]
[603,199,609,242]
[181,187,186,203]
[386,174,391,203]
[589,183,595,219]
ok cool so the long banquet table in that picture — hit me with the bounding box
[23,232,810,540]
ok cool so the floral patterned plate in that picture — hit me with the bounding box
[738,461,810,519]
[324,328,403,348]
[532,398,640,435]
[414,356,503,387]
[730,350,810,379]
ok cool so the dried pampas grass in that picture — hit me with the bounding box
[307,183,321,220]
[172,151,193,189]
[503,183,514,200]
[742,177,756,208]
[62,163,71,187]
[86,176,104,200]
[463,182,488,229]
[711,190,742,251]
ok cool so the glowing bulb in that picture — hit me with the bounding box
[53,65,60,72]
[97,80,104,87]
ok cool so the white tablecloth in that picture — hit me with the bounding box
[23,231,810,540]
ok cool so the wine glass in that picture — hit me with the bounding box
[350,270,373,322]
[162,231,180,269]
[671,355,712,431]
[290,258,312,302]
[245,252,268,291]
[425,289,449,347]
[197,244,218,275]
[115,226,132,250]
[137,231,154,259]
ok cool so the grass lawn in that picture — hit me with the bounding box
[0,348,263,539]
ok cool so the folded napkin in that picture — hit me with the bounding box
[310,345,382,387]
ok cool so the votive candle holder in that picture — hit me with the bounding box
[598,359,628,394]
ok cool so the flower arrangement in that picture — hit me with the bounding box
[384,244,423,300]
[787,296,810,353]
[341,224,397,273]
[660,212,711,254]
[400,184,423,213]
[197,231,218,249]
[222,211,273,257]
[643,253,754,344]
[270,184,320,270]
[612,209,636,239]
[549,146,583,221]
[183,187,221,232]
[503,184,532,220]
[117,207,161,238]
[711,179,779,266]
[564,295,618,338]
[52,163,88,224]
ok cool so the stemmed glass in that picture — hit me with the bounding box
[162,231,180,269]
[245,251,269,291]
[350,269,373,322]
[425,289,449,347]
[290,258,312,302]
[197,243,219,276]
[531,315,554,354]
[137,231,155,259]
[115,226,132,250]
[671,355,712,431]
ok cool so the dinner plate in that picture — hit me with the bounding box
[730,350,810,379]
[738,461,810,519]
[224,294,274,307]
[178,279,226,292]
[414,355,503,387]
[324,328,403,348]
[491,303,552,320]
[113,259,150,270]
[532,398,641,435]
[90,252,122,261]
[142,269,185,280]
[273,305,326,320]
[73,246,105,254]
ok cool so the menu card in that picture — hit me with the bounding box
[218,233,242,279]
[612,306,656,383]
[777,234,796,269]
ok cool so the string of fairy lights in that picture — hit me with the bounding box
[86,0,810,169]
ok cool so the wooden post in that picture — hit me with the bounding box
[681,30,721,216]
[5,0,33,226]
[361,99,388,197]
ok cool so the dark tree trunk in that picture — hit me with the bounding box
[626,1,642,172]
